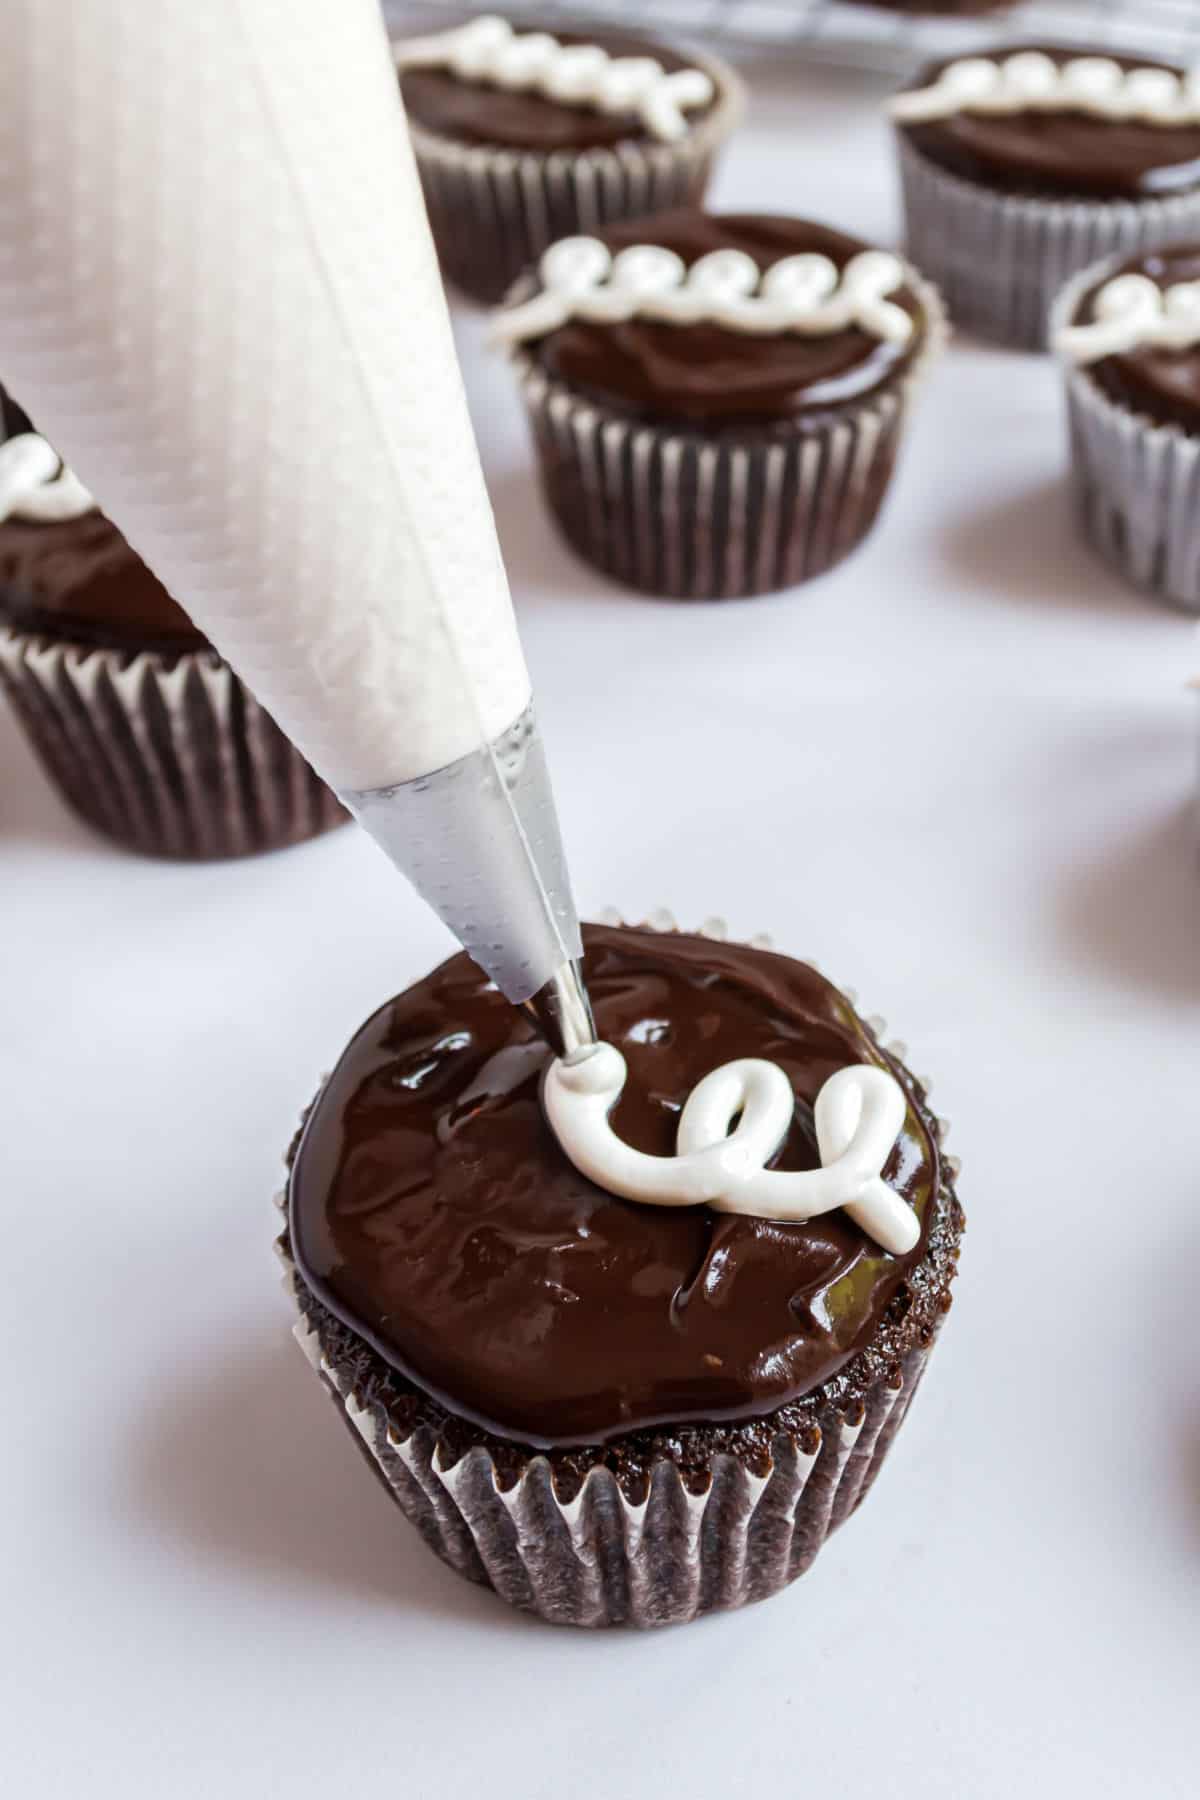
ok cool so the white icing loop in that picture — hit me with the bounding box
[890,52,1200,126]
[0,433,95,524]
[543,1044,920,1255]
[1055,272,1200,363]
[493,235,913,347]
[394,15,714,144]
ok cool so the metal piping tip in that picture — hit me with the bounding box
[522,958,598,1061]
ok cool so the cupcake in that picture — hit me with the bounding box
[493,211,945,600]
[392,14,742,304]
[0,398,344,857]
[279,917,964,1629]
[891,47,1200,349]
[1052,246,1200,613]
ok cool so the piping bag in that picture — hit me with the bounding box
[0,0,595,1057]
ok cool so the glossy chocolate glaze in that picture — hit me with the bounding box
[399,26,714,152]
[1079,246,1200,433]
[897,46,1200,199]
[0,394,202,652]
[289,925,941,1449]
[0,513,204,652]
[525,213,926,428]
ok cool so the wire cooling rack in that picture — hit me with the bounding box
[389,2,1200,72]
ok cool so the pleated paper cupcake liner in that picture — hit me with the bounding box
[0,626,345,858]
[1051,267,1200,614]
[288,1290,933,1630]
[896,133,1200,351]
[277,911,963,1629]
[402,46,744,305]
[509,265,946,600]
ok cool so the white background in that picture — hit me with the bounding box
[3,52,1199,1800]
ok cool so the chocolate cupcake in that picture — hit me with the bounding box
[1052,246,1200,612]
[0,400,343,857]
[279,918,964,1629]
[393,14,742,304]
[891,48,1200,348]
[494,211,944,600]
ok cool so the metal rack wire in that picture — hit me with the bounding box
[390,1,1200,72]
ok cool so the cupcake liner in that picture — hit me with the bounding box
[895,133,1200,351]
[509,264,946,600]
[289,1292,932,1629]
[277,913,961,1628]
[1051,263,1200,614]
[0,625,345,857]
[403,46,744,305]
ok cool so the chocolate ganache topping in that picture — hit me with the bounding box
[289,925,941,1448]
[0,513,204,652]
[398,26,714,153]
[0,395,202,652]
[1078,246,1200,433]
[524,213,926,427]
[896,46,1200,200]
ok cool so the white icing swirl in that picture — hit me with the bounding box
[890,52,1200,127]
[493,235,913,347]
[0,432,95,524]
[394,15,714,144]
[1055,272,1200,363]
[543,1045,919,1255]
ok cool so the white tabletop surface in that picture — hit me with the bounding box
[3,52,1198,1800]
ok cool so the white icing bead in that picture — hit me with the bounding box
[544,234,612,295]
[1055,272,1200,363]
[1061,57,1124,108]
[1168,284,1200,324]
[1124,68,1182,118]
[493,234,914,348]
[543,45,608,105]
[645,71,714,144]
[490,34,557,91]
[691,247,760,300]
[999,52,1059,106]
[395,16,714,144]
[890,52,1200,127]
[449,16,509,78]
[611,244,687,299]
[596,57,660,112]
[761,252,838,308]
[0,432,95,524]
[543,1045,919,1253]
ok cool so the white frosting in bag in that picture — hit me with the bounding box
[0,0,534,790]
[890,52,1200,127]
[494,235,914,346]
[394,15,714,143]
